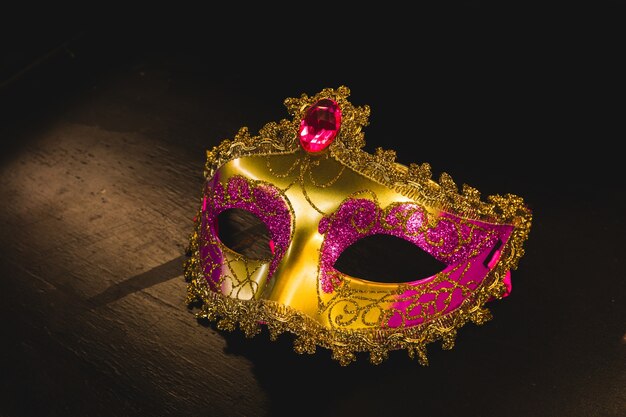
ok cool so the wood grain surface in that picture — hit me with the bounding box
[1,13,625,417]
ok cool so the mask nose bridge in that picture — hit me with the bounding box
[261,218,324,319]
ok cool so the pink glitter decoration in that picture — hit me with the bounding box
[388,239,510,327]
[299,98,342,153]
[317,198,514,326]
[199,175,292,288]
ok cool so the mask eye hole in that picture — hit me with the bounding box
[333,234,447,283]
[215,208,273,260]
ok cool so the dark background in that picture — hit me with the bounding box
[1,5,624,417]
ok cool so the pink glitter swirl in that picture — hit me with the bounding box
[318,198,511,293]
[200,175,292,289]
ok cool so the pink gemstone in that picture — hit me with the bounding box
[298,98,341,153]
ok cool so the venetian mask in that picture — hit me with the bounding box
[184,86,532,365]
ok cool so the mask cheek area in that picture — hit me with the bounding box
[322,229,513,330]
[387,234,514,328]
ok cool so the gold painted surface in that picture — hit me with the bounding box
[211,151,419,321]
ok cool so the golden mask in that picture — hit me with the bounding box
[184,86,532,366]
